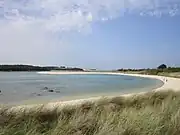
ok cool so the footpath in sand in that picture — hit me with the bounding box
[9,71,180,111]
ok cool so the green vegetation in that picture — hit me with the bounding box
[0,65,84,72]
[117,64,180,77]
[1,90,180,135]
[145,67,180,76]
[157,64,167,70]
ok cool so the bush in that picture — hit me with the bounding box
[157,64,167,70]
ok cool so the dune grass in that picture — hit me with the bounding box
[1,90,180,135]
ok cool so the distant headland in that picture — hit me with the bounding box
[0,65,84,72]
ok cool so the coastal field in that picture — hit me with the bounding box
[0,72,180,135]
[118,68,180,78]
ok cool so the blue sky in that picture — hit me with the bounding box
[0,0,180,69]
[67,15,180,69]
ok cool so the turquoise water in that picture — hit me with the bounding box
[0,72,163,105]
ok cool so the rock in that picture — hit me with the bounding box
[43,87,49,90]
[0,90,1,93]
[48,89,54,92]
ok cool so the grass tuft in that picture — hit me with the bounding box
[1,90,180,135]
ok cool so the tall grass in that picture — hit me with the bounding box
[1,90,180,135]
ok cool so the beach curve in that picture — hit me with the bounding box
[9,71,180,111]
[38,71,180,105]
[38,71,180,91]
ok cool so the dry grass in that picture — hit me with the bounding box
[158,72,180,78]
[1,90,180,135]
[120,70,180,78]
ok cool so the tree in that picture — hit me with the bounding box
[157,64,167,69]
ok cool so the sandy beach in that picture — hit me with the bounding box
[39,71,180,91]
[38,72,180,107]
[9,71,180,111]
[116,73,180,92]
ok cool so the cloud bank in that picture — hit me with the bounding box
[1,0,180,32]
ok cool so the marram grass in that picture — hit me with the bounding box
[1,90,180,135]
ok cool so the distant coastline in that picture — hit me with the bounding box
[0,65,84,72]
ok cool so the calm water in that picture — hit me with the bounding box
[0,72,163,105]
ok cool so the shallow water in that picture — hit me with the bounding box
[0,72,163,105]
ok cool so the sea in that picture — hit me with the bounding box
[0,72,163,105]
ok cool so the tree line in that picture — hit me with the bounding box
[117,64,180,75]
[0,65,84,72]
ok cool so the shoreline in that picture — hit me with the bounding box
[8,71,180,111]
[39,71,180,91]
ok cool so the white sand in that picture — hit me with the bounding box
[39,71,180,106]
[9,71,180,112]
[39,71,180,91]
[115,73,180,92]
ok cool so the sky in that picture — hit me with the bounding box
[0,0,180,69]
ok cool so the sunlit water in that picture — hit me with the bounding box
[0,72,163,105]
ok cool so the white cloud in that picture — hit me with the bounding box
[1,0,180,32]
[0,0,180,65]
